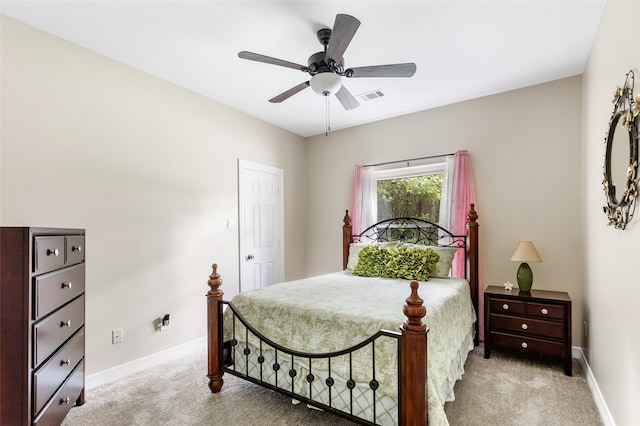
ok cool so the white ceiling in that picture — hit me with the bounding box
[1,1,606,137]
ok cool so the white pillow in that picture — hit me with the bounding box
[346,242,368,271]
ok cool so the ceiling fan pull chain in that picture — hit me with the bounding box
[326,95,331,136]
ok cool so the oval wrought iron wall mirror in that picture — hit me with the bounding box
[603,70,639,229]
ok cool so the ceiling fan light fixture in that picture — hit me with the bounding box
[310,72,342,96]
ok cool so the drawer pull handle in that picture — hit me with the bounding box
[60,397,71,405]
[541,308,549,315]
[61,359,71,366]
[521,342,528,349]
[61,282,73,289]
[502,304,509,310]
[61,320,72,327]
[72,245,82,253]
[521,323,528,330]
[47,248,60,257]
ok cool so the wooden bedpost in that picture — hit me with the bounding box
[207,263,224,393]
[467,203,480,345]
[400,281,429,426]
[467,204,479,344]
[342,210,352,270]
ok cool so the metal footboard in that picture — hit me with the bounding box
[220,301,402,425]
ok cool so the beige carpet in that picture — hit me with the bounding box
[62,344,602,425]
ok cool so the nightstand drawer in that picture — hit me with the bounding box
[489,298,524,315]
[489,314,565,339]
[490,331,565,358]
[525,302,565,320]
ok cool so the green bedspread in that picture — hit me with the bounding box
[224,271,476,426]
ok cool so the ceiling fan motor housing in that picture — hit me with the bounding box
[307,51,344,76]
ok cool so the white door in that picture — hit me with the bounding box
[238,160,284,291]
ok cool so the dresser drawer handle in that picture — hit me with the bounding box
[72,245,82,253]
[521,342,528,349]
[541,308,549,315]
[61,282,73,289]
[61,359,71,366]
[521,323,528,330]
[502,304,509,310]
[47,248,60,257]
[61,320,72,328]
[60,397,71,405]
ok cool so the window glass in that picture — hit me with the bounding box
[374,159,451,225]
[377,174,444,222]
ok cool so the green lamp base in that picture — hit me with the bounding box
[516,262,534,292]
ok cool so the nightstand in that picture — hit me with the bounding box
[484,285,572,376]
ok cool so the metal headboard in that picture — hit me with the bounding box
[353,217,466,248]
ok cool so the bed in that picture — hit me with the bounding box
[206,204,479,425]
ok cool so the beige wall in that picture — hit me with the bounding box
[0,16,307,375]
[306,77,584,346]
[582,1,640,424]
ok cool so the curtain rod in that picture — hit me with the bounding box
[364,153,455,168]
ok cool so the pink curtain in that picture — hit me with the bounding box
[450,150,484,340]
[351,165,363,235]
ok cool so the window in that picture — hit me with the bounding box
[374,157,452,227]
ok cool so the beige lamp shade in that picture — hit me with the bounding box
[510,241,543,263]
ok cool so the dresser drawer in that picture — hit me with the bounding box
[489,298,524,315]
[33,295,84,367]
[525,302,565,320]
[34,264,85,320]
[33,360,84,426]
[65,235,85,266]
[33,329,84,416]
[34,236,65,274]
[490,331,565,358]
[489,314,565,339]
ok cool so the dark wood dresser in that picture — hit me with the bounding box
[484,285,572,376]
[1,227,86,425]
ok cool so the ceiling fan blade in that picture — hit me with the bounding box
[347,63,417,78]
[238,51,308,72]
[269,81,310,103]
[325,14,361,64]
[335,85,360,110]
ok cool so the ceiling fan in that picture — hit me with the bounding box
[238,14,417,111]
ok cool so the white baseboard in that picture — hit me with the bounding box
[572,346,616,426]
[85,336,206,390]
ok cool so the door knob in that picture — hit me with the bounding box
[246,254,254,261]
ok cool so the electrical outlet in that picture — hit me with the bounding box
[112,328,123,344]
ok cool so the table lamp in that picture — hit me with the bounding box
[510,241,543,292]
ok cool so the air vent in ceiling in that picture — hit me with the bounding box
[358,90,385,102]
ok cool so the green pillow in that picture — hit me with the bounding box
[353,245,440,281]
[385,246,440,281]
[352,245,392,277]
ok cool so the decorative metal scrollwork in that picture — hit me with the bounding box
[354,217,465,247]
[603,70,639,229]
